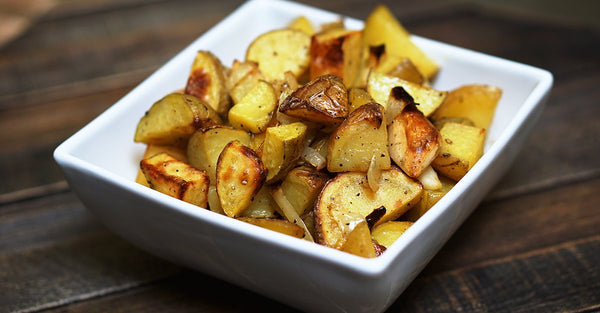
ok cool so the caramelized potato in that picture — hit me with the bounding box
[228,80,278,133]
[341,220,377,258]
[371,221,413,248]
[388,101,441,178]
[432,122,486,181]
[184,51,230,116]
[262,122,307,183]
[310,28,362,87]
[280,166,329,215]
[187,125,252,183]
[134,93,222,146]
[315,167,422,249]
[216,140,267,217]
[141,152,209,208]
[237,217,305,238]
[433,84,502,129]
[279,74,349,125]
[367,71,446,117]
[135,144,188,187]
[327,102,390,173]
[246,29,311,82]
[363,4,439,78]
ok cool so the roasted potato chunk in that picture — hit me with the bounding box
[246,29,311,82]
[241,186,279,218]
[433,84,502,129]
[403,175,455,222]
[184,50,230,115]
[288,16,315,36]
[279,74,349,125]
[363,4,438,78]
[388,101,441,178]
[327,102,390,173]
[262,122,307,183]
[216,140,267,217]
[135,144,188,187]
[237,217,305,238]
[367,71,446,117]
[141,152,209,208]
[432,122,486,181]
[227,60,265,105]
[281,166,329,215]
[228,80,278,133]
[310,28,362,87]
[347,87,373,113]
[371,221,413,248]
[187,125,252,183]
[315,167,422,249]
[134,93,222,146]
[341,220,377,258]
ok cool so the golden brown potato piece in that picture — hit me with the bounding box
[279,74,349,125]
[134,93,222,147]
[432,122,486,181]
[341,220,377,258]
[135,144,188,187]
[403,175,455,222]
[357,45,426,87]
[216,140,267,217]
[327,102,390,173]
[237,217,305,239]
[280,166,329,215]
[240,186,279,218]
[363,4,438,78]
[310,28,362,87]
[246,28,311,82]
[184,50,230,115]
[228,80,278,133]
[288,16,315,36]
[367,71,446,117]
[432,84,502,129]
[262,122,307,183]
[271,186,315,242]
[388,101,441,178]
[187,125,252,183]
[347,87,373,113]
[141,152,209,208]
[315,167,422,249]
[227,60,265,105]
[371,221,413,248]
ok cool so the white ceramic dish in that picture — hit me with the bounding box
[54,0,553,312]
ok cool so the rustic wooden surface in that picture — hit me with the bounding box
[1,0,599,312]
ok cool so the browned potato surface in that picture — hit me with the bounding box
[310,28,362,87]
[184,50,230,115]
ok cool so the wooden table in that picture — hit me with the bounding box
[1,1,599,312]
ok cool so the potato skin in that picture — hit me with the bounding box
[184,50,230,115]
[310,28,362,87]
[279,74,348,124]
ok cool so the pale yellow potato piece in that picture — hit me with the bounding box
[187,125,252,184]
[363,4,438,78]
[432,122,486,181]
[347,87,373,113]
[367,71,446,117]
[237,217,305,239]
[262,122,307,183]
[184,50,230,115]
[310,28,362,87]
[341,220,377,258]
[140,152,209,208]
[288,16,315,36]
[315,167,422,249]
[371,221,413,248]
[280,166,329,215]
[227,60,265,105]
[403,175,455,222]
[433,84,502,129]
[241,186,279,218]
[228,80,278,133]
[246,28,311,82]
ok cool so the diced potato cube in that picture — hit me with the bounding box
[184,50,230,115]
[432,122,486,181]
[228,80,278,133]
[262,122,307,183]
[433,84,502,129]
[371,221,413,248]
[136,144,188,187]
[310,28,362,87]
[281,166,329,215]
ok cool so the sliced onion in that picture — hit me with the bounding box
[271,187,315,242]
[367,154,382,192]
[417,166,442,190]
[302,145,326,170]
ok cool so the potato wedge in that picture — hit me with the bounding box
[315,167,422,249]
[341,220,377,258]
[237,217,305,238]
[279,74,349,125]
[216,140,267,217]
[135,144,188,187]
[432,122,486,181]
[281,165,329,215]
[432,84,502,129]
[141,152,209,208]
[310,28,362,87]
[288,16,315,36]
[371,221,413,248]
[327,102,390,173]
[187,125,252,183]
[184,50,230,116]
[228,80,278,133]
[403,175,455,222]
[227,60,265,105]
[262,122,307,183]
[363,4,438,78]
[388,101,441,178]
[347,87,373,113]
[246,28,311,82]
[134,93,222,146]
[367,71,446,117]
[241,186,279,218]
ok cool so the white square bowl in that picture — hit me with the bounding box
[54,0,553,312]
